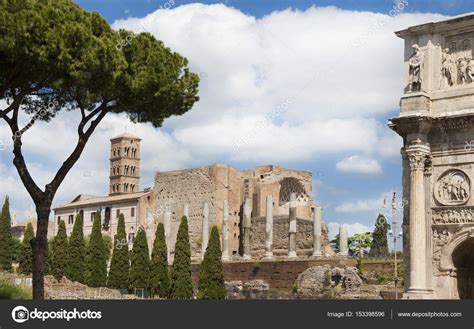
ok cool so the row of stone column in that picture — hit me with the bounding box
[188,193,350,260]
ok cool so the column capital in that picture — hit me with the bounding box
[406,143,430,171]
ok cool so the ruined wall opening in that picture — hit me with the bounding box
[278,177,308,206]
[453,237,474,299]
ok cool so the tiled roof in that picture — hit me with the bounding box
[54,191,151,210]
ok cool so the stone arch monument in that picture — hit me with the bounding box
[390,14,474,299]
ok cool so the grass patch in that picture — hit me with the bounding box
[0,280,32,299]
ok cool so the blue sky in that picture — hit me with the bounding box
[2,1,472,243]
[75,0,473,21]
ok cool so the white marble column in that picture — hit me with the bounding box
[338,225,348,256]
[243,197,252,260]
[183,203,189,219]
[164,210,172,260]
[288,192,297,258]
[264,195,274,259]
[222,199,230,261]
[405,145,431,298]
[202,202,209,260]
[312,205,323,257]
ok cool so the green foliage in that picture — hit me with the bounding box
[0,0,200,127]
[369,214,390,258]
[129,227,150,290]
[18,223,34,275]
[198,226,225,300]
[86,212,107,287]
[150,222,170,298]
[349,232,373,256]
[331,232,373,256]
[11,238,21,264]
[376,272,392,285]
[170,216,193,299]
[51,221,68,281]
[0,196,13,271]
[102,234,113,261]
[0,280,31,299]
[45,240,53,276]
[107,214,129,289]
[356,257,365,275]
[66,214,86,283]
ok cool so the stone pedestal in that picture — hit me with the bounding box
[263,195,274,259]
[338,225,348,257]
[312,205,323,257]
[222,199,230,261]
[202,202,209,260]
[243,197,252,260]
[288,193,297,258]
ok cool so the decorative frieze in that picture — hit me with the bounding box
[432,206,474,225]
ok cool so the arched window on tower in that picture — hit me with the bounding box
[278,177,309,206]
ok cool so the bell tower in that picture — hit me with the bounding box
[109,133,141,195]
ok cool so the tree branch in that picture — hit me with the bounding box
[47,107,109,198]
[9,109,44,204]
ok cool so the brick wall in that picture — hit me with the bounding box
[192,259,396,291]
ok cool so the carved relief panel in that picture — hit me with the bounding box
[434,169,471,206]
[441,34,474,88]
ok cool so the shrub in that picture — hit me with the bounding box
[107,214,129,289]
[150,222,170,298]
[0,280,31,299]
[51,221,68,281]
[129,227,150,291]
[66,214,86,283]
[0,196,13,271]
[197,226,225,299]
[86,212,107,287]
[170,216,193,299]
[18,223,34,275]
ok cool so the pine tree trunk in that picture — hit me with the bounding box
[32,204,51,300]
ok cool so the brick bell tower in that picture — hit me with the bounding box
[109,133,141,195]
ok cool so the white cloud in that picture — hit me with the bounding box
[111,4,440,160]
[334,191,400,213]
[336,155,382,174]
[0,4,445,217]
[327,222,372,240]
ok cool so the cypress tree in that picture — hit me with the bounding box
[0,196,13,271]
[198,226,226,299]
[45,239,53,276]
[66,214,86,283]
[150,222,170,298]
[86,212,107,287]
[129,227,150,291]
[107,214,129,289]
[170,216,193,299]
[11,238,22,264]
[51,220,68,281]
[369,214,390,258]
[18,223,34,275]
